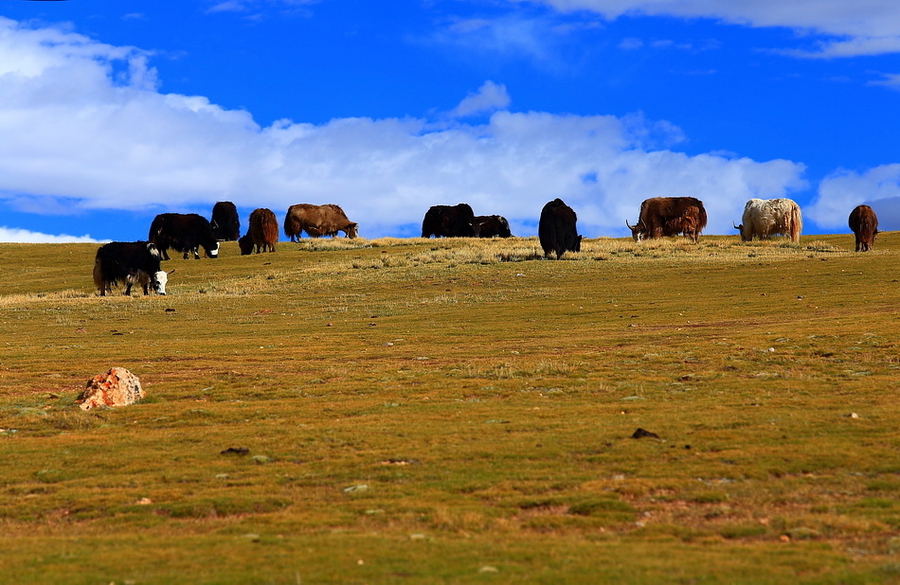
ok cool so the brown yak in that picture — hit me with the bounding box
[239,208,278,254]
[848,204,878,252]
[284,204,358,241]
[626,197,707,242]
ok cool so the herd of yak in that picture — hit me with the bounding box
[92,196,880,297]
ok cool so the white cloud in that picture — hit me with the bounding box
[518,0,900,56]
[207,1,248,13]
[448,16,551,58]
[520,0,900,38]
[432,14,580,72]
[868,73,900,90]
[782,36,900,59]
[0,17,808,239]
[619,37,643,50]
[0,227,106,244]
[807,165,900,229]
[450,81,511,118]
[205,0,318,16]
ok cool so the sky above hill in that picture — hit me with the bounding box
[1,0,900,242]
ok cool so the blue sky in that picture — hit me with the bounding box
[1,0,900,242]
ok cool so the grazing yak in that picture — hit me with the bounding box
[239,208,278,255]
[149,213,220,260]
[93,241,170,296]
[627,197,707,242]
[421,203,476,238]
[733,198,802,243]
[849,204,878,252]
[284,204,358,240]
[472,215,512,238]
[210,201,240,241]
[539,198,581,259]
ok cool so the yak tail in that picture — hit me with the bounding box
[283,213,298,239]
[789,204,803,243]
[862,216,877,235]
[92,255,105,294]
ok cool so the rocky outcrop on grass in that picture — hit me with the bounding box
[76,367,144,410]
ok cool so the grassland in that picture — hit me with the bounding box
[1,233,899,584]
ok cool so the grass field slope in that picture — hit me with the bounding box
[1,234,899,583]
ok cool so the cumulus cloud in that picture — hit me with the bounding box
[0,16,808,240]
[518,0,900,56]
[807,165,900,229]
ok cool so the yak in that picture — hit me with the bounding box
[539,198,581,259]
[848,204,878,252]
[210,201,240,241]
[239,208,278,254]
[149,213,220,260]
[284,204,358,240]
[421,203,476,238]
[627,197,707,242]
[472,215,512,238]
[93,241,170,296]
[733,198,802,243]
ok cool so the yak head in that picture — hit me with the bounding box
[205,242,220,258]
[732,221,750,241]
[625,219,647,241]
[150,269,174,295]
[238,235,254,255]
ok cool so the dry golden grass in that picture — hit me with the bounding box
[0,232,899,583]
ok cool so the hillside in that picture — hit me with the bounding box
[1,234,898,583]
